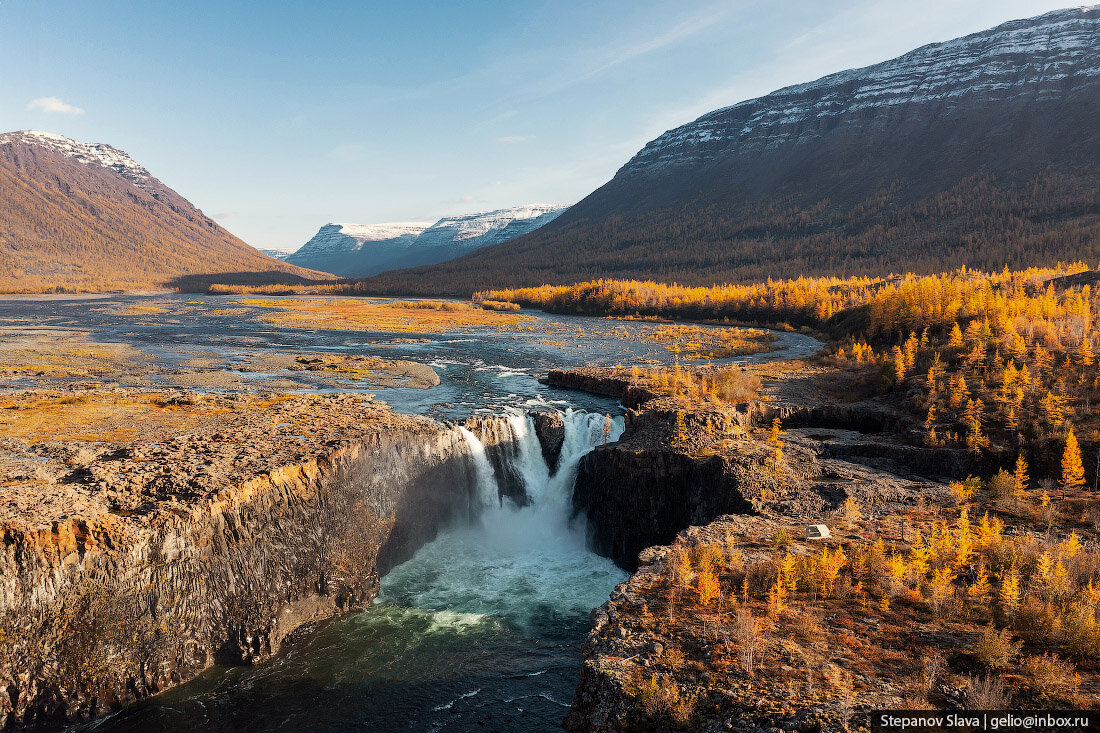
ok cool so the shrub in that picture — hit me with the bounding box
[842,497,862,529]
[973,623,1021,671]
[986,470,1015,501]
[921,651,945,694]
[965,675,1012,709]
[734,610,761,675]
[1022,654,1078,700]
[479,299,521,311]
[772,527,789,547]
[744,559,780,597]
[709,367,762,402]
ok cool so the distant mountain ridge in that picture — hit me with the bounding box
[286,205,566,278]
[358,6,1100,295]
[0,131,326,292]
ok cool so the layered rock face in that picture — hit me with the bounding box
[0,392,484,729]
[573,443,758,571]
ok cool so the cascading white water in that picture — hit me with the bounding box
[383,409,626,625]
[503,412,552,503]
[457,425,502,508]
[456,409,624,512]
[544,409,624,509]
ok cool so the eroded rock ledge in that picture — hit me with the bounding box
[0,389,478,729]
[559,365,959,731]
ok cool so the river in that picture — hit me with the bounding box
[0,294,820,732]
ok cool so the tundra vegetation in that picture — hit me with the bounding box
[519,264,1100,725]
[608,487,1099,727]
[484,264,1100,474]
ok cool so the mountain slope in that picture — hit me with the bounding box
[360,6,1100,295]
[0,131,327,292]
[286,205,565,278]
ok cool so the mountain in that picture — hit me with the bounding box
[286,205,566,278]
[360,6,1100,295]
[0,130,327,292]
[285,222,432,276]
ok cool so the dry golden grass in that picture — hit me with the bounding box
[0,334,150,381]
[0,392,291,444]
[240,297,532,333]
[646,323,776,359]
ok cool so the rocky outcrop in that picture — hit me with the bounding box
[531,411,565,472]
[574,445,760,571]
[820,436,972,478]
[564,517,908,733]
[0,391,480,729]
[545,367,917,435]
[737,399,914,434]
[572,392,949,572]
[545,369,659,409]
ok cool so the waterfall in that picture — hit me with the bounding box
[543,409,624,509]
[382,406,629,637]
[456,426,502,508]
[463,408,624,512]
[503,411,551,503]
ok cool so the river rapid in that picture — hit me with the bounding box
[0,295,820,732]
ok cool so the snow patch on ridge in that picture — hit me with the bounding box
[290,205,567,265]
[0,130,155,193]
[622,6,1100,173]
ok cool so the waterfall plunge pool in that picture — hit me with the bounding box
[80,411,626,733]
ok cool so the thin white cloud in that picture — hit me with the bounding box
[539,4,733,100]
[26,96,85,115]
[496,135,529,144]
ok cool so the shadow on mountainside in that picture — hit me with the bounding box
[166,271,340,293]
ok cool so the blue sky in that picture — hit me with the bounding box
[0,0,1077,251]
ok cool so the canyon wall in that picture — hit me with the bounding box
[0,421,479,729]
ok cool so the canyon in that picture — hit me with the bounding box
[0,389,601,729]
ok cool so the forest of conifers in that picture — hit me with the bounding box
[354,171,1100,297]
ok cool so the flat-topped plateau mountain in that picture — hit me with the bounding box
[286,204,566,278]
[359,6,1100,294]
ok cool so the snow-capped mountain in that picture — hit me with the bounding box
[0,130,159,195]
[360,6,1100,293]
[0,130,325,291]
[621,6,1100,175]
[413,205,565,250]
[293,222,432,256]
[287,205,566,278]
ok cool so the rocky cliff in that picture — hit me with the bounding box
[0,391,484,729]
[573,443,759,572]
